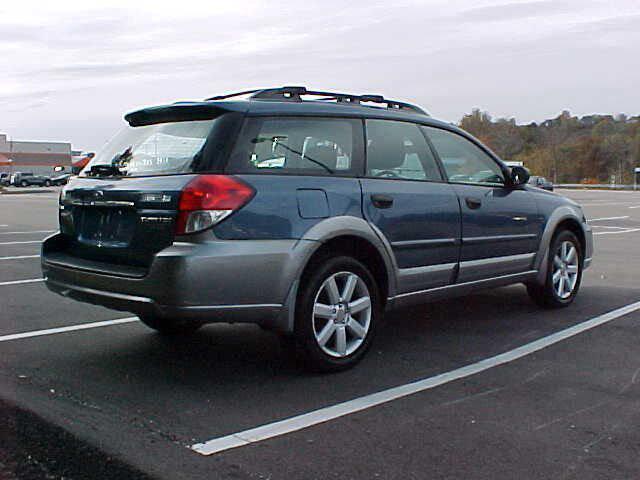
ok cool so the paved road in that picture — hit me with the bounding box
[1,188,639,479]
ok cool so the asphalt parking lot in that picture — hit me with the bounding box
[1,188,640,480]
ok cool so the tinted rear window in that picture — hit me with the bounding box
[226,117,364,176]
[82,119,218,177]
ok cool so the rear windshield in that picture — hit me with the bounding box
[81,119,217,177]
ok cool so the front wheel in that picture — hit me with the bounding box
[295,256,381,372]
[44,180,51,187]
[138,314,202,335]
[527,230,583,308]
[20,180,28,187]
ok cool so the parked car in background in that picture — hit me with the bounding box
[42,86,592,371]
[0,173,9,186]
[10,172,52,187]
[528,175,554,191]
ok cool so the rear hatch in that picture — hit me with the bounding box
[57,175,195,269]
[48,109,245,274]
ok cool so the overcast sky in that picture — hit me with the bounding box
[1,0,639,152]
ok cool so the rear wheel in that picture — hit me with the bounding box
[527,229,582,308]
[295,256,381,372]
[138,314,202,335]
[44,180,51,187]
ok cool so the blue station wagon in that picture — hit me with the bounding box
[41,86,593,371]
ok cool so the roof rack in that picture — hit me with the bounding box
[204,86,428,116]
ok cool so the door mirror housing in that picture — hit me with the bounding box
[509,166,530,186]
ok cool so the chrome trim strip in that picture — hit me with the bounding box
[391,238,458,248]
[391,270,538,300]
[463,234,537,244]
[176,303,283,311]
[398,262,457,276]
[459,252,536,269]
[69,200,135,207]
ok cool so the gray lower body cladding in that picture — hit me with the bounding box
[42,234,316,331]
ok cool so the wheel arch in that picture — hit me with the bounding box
[275,216,397,333]
[534,207,588,285]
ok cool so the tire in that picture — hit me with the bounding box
[20,180,28,187]
[44,180,51,187]
[138,314,202,335]
[294,255,381,372]
[527,229,583,308]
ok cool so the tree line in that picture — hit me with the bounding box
[459,109,640,184]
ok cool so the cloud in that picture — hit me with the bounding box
[572,13,640,33]
[457,0,575,22]
[1,0,639,151]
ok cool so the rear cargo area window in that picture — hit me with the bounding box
[227,117,362,176]
[81,119,217,177]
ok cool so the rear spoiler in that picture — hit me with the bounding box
[124,103,239,127]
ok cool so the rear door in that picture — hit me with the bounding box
[423,126,540,283]
[361,119,461,294]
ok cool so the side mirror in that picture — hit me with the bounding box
[510,166,530,186]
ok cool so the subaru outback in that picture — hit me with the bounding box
[41,86,593,371]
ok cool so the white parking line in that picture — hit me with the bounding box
[0,240,42,245]
[589,216,629,222]
[594,228,640,236]
[0,230,55,235]
[0,225,8,227]
[629,205,640,209]
[581,202,636,207]
[0,255,40,261]
[0,278,44,286]
[0,317,139,343]
[191,300,640,456]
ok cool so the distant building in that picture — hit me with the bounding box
[0,133,73,175]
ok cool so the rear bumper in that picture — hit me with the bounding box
[42,233,315,331]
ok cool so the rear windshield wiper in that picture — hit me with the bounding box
[86,148,132,177]
[86,164,122,177]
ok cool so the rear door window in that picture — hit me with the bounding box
[365,120,442,181]
[227,117,363,176]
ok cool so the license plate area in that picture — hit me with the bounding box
[77,207,137,248]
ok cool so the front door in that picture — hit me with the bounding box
[423,126,539,283]
[361,119,461,294]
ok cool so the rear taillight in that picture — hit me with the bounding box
[176,175,254,235]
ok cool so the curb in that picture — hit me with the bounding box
[0,189,57,195]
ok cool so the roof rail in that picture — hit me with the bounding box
[205,89,262,101]
[204,86,428,116]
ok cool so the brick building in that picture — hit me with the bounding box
[0,133,73,175]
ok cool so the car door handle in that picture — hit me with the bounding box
[371,194,394,209]
[465,197,482,209]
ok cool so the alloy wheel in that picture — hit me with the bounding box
[552,240,579,299]
[312,271,372,358]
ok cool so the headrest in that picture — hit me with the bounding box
[303,144,338,171]
[367,138,405,170]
